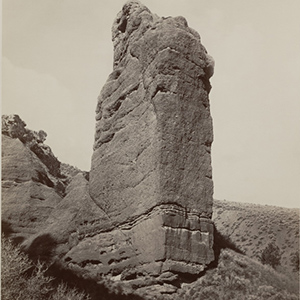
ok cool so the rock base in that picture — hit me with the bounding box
[64,204,214,277]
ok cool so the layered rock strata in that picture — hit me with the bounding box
[75,0,216,277]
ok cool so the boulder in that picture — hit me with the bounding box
[23,173,107,260]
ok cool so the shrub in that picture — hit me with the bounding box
[1,236,51,300]
[241,236,247,242]
[176,249,299,300]
[198,286,221,299]
[261,242,281,268]
[1,236,90,300]
[51,283,89,300]
[290,251,299,272]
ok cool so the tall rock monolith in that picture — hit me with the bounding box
[67,0,215,278]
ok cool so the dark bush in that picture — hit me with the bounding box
[290,251,299,272]
[261,242,281,268]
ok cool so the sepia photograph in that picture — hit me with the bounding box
[2,0,299,299]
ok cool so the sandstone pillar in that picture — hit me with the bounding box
[88,0,215,275]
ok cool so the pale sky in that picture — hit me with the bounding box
[2,0,300,208]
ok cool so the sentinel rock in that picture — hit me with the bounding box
[72,0,215,278]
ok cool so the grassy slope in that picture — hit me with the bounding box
[212,199,299,275]
[176,248,299,300]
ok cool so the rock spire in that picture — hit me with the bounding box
[83,0,215,276]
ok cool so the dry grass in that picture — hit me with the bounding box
[175,249,299,300]
[213,199,299,276]
[1,236,90,300]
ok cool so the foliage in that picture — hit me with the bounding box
[175,249,298,300]
[290,251,299,272]
[1,236,90,300]
[261,242,281,268]
[212,199,299,276]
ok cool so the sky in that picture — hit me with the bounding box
[2,0,300,208]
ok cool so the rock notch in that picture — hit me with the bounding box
[66,0,215,278]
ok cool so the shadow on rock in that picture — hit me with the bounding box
[26,233,144,299]
[46,262,145,300]
[210,224,244,268]
[2,220,13,237]
[27,233,57,262]
[1,220,25,245]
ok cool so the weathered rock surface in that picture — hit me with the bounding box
[2,130,62,241]
[1,115,92,245]
[79,0,216,278]
[23,173,108,260]
[2,115,61,177]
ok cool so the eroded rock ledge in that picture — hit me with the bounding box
[64,203,214,277]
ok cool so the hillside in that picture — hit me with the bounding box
[175,248,299,300]
[213,199,299,275]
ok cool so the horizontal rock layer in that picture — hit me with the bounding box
[64,204,214,277]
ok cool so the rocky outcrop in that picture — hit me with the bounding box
[75,0,216,279]
[2,131,62,241]
[1,115,88,244]
[23,173,108,260]
[2,115,61,177]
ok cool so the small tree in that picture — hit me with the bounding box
[261,242,281,268]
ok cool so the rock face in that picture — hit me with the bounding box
[2,115,61,177]
[74,0,215,278]
[2,115,63,241]
[2,115,106,259]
